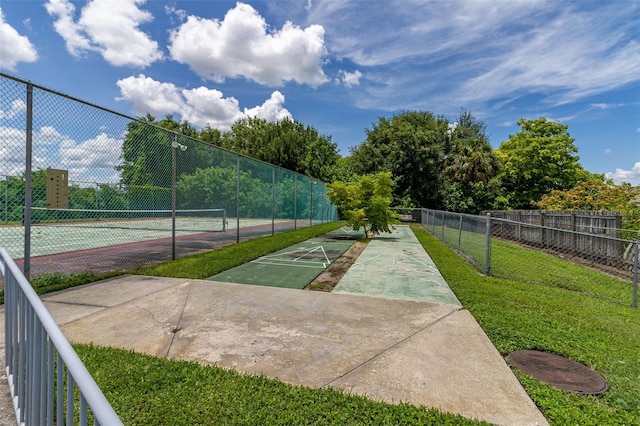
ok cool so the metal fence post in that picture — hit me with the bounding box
[633,241,638,309]
[24,83,33,279]
[309,182,312,227]
[321,186,325,224]
[485,212,492,276]
[457,213,463,253]
[432,210,436,234]
[271,167,275,236]
[4,176,8,223]
[236,155,240,244]
[171,134,177,260]
[294,175,297,230]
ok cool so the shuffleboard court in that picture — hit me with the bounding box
[207,227,360,289]
[333,225,461,305]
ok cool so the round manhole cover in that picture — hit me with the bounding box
[507,350,608,395]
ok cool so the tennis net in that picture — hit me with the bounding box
[29,207,227,233]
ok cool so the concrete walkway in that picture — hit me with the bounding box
[0,226,548,425]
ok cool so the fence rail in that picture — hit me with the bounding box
[1,248,122,425]
[0,73,337,280]
[421,208,639,308]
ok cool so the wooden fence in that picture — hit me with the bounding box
[486,210,622,234]
[487,210,632,276]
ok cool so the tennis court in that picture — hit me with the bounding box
[207,226,360,289]
[0,207,289,259]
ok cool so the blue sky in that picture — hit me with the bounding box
[1,0,639,185]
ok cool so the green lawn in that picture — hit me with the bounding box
[411,224,639,426]
[31,222,640,425]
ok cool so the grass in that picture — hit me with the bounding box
[76,344,486,425]
[410,224,640,426]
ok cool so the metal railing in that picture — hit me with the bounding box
[421,208,639,308]
[1,248,122,425]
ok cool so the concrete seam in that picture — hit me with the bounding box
[321,306,463,389]
[163,284,192,358]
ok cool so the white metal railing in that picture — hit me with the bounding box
[1,248,122,425]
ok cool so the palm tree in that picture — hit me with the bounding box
[447,138,499,185]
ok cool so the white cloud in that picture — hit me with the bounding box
[0,124,121,182]
[165,5,187,23]
[0,126,31,176]
[337,70,362,88]
[59,132,122,182]
[116,75,185,117]
[606,162,640,186]
[45,0,162,67]
[169,2,328,87]
[604,148,611,155]
[243,91,292,122]
[304,1,640,113]
[0,99,27,119]
[0,8,38,71]
[116,74,291,131]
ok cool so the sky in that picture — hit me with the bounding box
[1,0,639,185]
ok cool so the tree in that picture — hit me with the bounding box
[496,117,584,209]
[446,110,498,186]
[348,111,450,208]
[118,115,209,188]
[327,172,399,237]
[221,117,339,179]
[442,110,501,213]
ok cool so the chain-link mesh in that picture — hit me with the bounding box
[422,208,638,307]
[0,73,337,278]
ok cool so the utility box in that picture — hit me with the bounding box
[46,168,69,209]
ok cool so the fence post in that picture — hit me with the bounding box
[236,155,240,244]
[271,167,275,236]
[171,134,177,260]
[24,83,33,280]
[633,241,638,309]
[294,175,297,230]
[321,186,325,224]
[485,213,492,276]
[4,176,8,223]
[457,213,463,253]
[309,182,312,226]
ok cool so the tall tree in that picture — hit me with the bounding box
[446,110,499,186]
[118,115,209,188]
[221,117,339,180]
[349,111,450,208]
[496,117,583,209]
[440,110,502,213]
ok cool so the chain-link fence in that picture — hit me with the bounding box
[0,73,337,279]
[421,208,638,308]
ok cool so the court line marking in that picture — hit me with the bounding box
[249,260,325,269]
[251,245,334,268]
